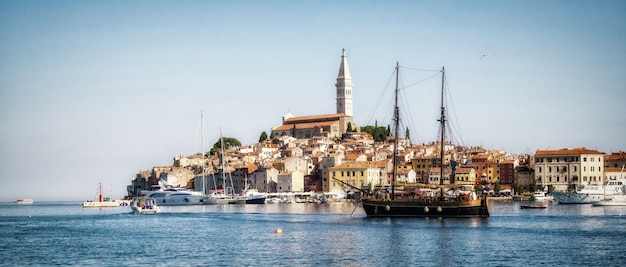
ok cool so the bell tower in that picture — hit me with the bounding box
[335,49,353,116]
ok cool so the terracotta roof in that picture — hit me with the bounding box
[273,120,337,131]
[284,113,349,123]
[535,147,604,156]
[607,152,626,160]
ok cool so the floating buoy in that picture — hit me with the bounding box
[436,206,442,213]
[385,205,390,211]
[275,228,283,234]
[424,206,429,213]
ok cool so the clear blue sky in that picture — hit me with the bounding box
[1,0,624,201]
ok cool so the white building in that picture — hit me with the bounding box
[534,147,605,191]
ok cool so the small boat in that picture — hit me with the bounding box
[521,204,548,209]
[130,196,160,214]
[531,191,553,201]
[244,189,267,204]
[591,195,626,206]
[512,194,532,201]
[14,199,34,205]
[83,183,121,208]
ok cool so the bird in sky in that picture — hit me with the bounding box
[480,53,490,60]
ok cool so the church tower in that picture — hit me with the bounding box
[336,49,353,116]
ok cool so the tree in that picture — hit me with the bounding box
[405,127,410,139]
[529,183,537,193]
[270,130,275,139]
[361,124,389,142]
[494,181,501,194]
[259,131,268,142]
[291,125,297,138]
[347,122,353,132]
[512,183,520,195]
[210,137,242,155]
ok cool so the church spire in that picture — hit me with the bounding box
[336,49,353,116]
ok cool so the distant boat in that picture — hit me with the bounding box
[14,199,33,205]
[358,64,488,218]
[512,194,532,201]
[520,204,548,209]
[130,196,160,215]
[83,183,120,208]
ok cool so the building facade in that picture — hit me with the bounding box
[534,148,605,191]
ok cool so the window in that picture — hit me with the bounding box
[583,157,587,162]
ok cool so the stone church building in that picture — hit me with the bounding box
[272,49,359,139]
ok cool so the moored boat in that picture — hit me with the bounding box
[552,178,626,204]
[531,191,553,201]
[591,173,626,206]
[83,183,121,208]
[520,204,548,209]
[244,189,267,204]
[359,64,488,218]
[130,196,160,214]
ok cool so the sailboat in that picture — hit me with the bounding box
[206,131,244,204]
[360,63,489,218]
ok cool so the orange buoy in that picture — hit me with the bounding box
[275,228,283,234]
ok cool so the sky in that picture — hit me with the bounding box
[1,0,625,201]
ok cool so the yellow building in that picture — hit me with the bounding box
[329,160,390,192]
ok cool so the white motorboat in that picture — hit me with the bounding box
[591,195,626,206]
[142,187,210,206]
[130,196,160,214]
[14,199,33,205]
[531,191,553,201]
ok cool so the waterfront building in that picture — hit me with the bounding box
[499,160,515,185]
[534,147,605,191]
[605,151,626,168]
[514,165,534,193]
[329,160,390,192]
[454,167,477,186]
[277,170,305,193]
[427,167,452,186]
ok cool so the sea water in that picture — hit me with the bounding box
[1,201,625,266]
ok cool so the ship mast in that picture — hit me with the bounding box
[391,62,400,200]
[438,67,446,188]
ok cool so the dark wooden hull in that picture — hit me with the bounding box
[361,197,489,218]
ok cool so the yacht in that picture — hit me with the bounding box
[141,185,210,206]
[591,178,626,206]
[552,178,626,204]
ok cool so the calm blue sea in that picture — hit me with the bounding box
[1,201,625,266]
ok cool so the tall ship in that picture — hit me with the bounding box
[359,63,489,218]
